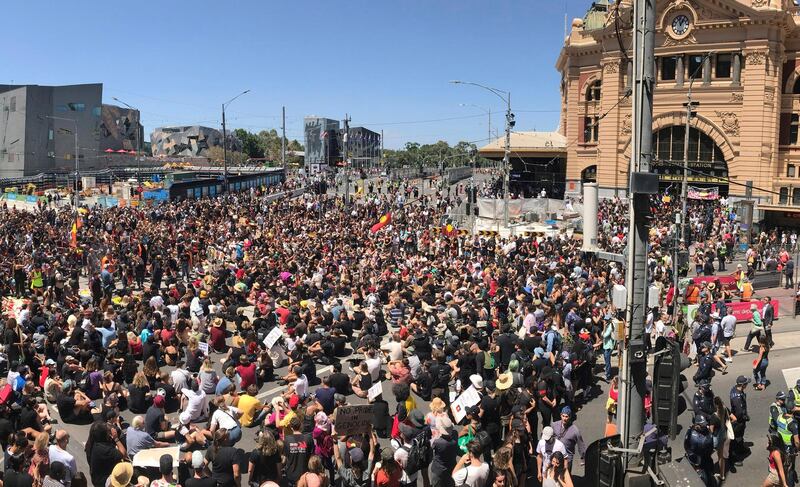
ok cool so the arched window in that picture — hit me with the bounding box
[586,80,602,101]
[581,165,597,182]
[793,77,800,94]
[652,126,727,178]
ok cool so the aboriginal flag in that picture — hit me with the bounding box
[370,212,392,233]
[443,223,457,237]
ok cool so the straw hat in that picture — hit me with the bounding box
[496,372,513,391]
[109,462,133,487]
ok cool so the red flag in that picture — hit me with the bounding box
[370,212,392,233]
[443,223,457,237]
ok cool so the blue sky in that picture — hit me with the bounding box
[3,1,592,149]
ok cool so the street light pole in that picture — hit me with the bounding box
[451,80,512,227]
[221,90,251,192]
[680,52,714,244]
[112,97,142,183]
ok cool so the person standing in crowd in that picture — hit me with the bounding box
[729,376,750,469]
[536,426,568,484]
[550,406,586,472]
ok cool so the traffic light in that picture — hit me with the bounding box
[585,435,623,487]
[653,337,691,439]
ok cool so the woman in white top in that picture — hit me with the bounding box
[209,396,242,446]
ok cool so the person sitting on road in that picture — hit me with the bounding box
[55,379,96,425]
[126,415,170,458]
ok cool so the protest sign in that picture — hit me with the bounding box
[367,382,383,401]
[263,327,283,349]
[198,342,209,355]
[335,405,374,435]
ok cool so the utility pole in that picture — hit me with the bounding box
[618,0,657,468]
[503,93,512,227]
[381,130,384,168]
[343,114,351,205]
[222,104,228,192]
[281,106,286,171]
[221,90,250,193]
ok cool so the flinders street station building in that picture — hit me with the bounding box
[481,0,800,225]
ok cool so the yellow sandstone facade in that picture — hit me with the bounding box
[557,0,800,221]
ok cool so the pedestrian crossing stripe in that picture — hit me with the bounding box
[782,366,800,390]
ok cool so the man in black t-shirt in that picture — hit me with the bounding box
[284,416,313,487]
[479,380,502,449]
[186,450,215,487]
[327,362,351,396]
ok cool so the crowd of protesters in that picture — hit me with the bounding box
[0,170,796,487]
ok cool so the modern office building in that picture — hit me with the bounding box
[304,117,341,173]
[556,0,800,224]
[345,126,381,169]
[0,84,116,177]
[100,104,144,153]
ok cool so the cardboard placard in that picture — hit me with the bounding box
[263,327,283,349]
[198,342,209,355]
[334,405,374,435]
[367,382,383,401]
[132,446,180,468]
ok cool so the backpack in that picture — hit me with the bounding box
[482,351,495,370]
[435,363,452,389]
[403,426,433,474]
[546,329,562,353]
[692,324,711,343]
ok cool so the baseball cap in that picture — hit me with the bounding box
[153,395,165,408]
[191,450,205,469]
[349,447,364,464]
[541,426,554,441]
[736,376,751,385]
[288,394,300,408]
[561,406,572,415]
[777,391,787,400]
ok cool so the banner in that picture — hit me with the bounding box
[716,300,780,322]
[687,186,719,200]
[450,386,482,423]
[367,382,383,401]
[263,327,282,349]
[334,405,374,435]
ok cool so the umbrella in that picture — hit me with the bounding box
[104,148,114,153]
[127,150,137,155]
[115,149,127,153]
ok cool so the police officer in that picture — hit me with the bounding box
[694,341,727,385]
[788,379,800,419]
[729,375,750,467]
[775,409,800,486]
[772,391,790,433]
[693,379,715,420]
[684,415,715,486]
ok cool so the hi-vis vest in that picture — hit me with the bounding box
[775,414,794,449]
[31,270,43,288]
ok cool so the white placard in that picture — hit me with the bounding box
[132,446,181,468]
[460,386,482,408]
[263,327,283,349]
[198,342,209,355]
[367,382,383,401]
[450,385,482,424]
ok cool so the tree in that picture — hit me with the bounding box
[207,146,249,166]
[233,128,264,159]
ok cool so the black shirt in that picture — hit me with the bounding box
[480,394,501,434]
[0,417,14,449]
[145,405,165,436]
[206,446,242,486]
[284,433,314,482]
[248,449,282,484]
[128,385,150,414]
[315,386,336,414]
[3,471,33,487]
[55,394,76,422]
[372,400,392,434]
[89,441,123,487]
[328,372,351,396]
[496,333,517,369]
[185,476,216,487]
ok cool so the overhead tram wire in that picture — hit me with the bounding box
[653,158,782,196]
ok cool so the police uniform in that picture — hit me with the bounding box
[693,346,715,385]
[771,398,789,433]
[693,384,715,420]
[788,382,800,418]
[730,379,749,461]
[775,413,799,486]
[684,417,715,486]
